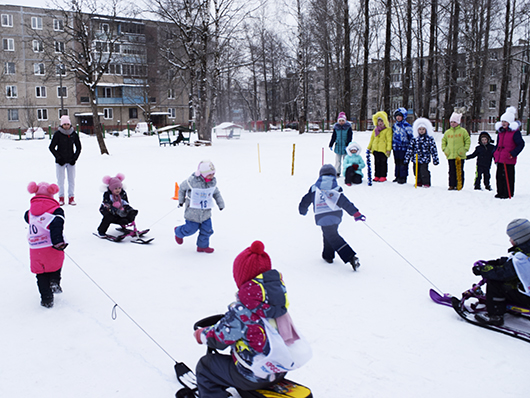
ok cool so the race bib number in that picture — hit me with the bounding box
[190,187,216,209]
[314,188,340,214]
[28,213,54,248]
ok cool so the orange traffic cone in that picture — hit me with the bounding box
[172,182,179,200]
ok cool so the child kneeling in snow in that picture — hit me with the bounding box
[299,164,365,270]
[25,182,68,308]
[174,160,225,253]
[97,173,138,237]
[471,219,530,326]
[193,241,311,397]
[342,142,365,186]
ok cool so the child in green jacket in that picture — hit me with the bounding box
[441,112,470,190]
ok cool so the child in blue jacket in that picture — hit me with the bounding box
[342,142,365,186]
[392,107,413,184]
[299,164,365,270]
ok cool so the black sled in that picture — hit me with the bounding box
[175,315,312,398]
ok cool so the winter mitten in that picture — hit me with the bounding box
[113,201,121,208]
[353,212,366,222]
[352,164,359,170]
[329,146,333,151]
[194,328,205,344]
[53,242,68,251]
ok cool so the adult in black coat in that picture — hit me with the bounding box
[49,115,81,206]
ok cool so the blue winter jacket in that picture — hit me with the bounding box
[298,175,358,226]
[404,134,440,165]
[392,108,413,151]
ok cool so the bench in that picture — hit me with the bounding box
[156,125,194,146]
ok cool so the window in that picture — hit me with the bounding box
[4,62,15,74]
[56,64,66,76]
[168,89,175,99]
[6,85,17,98]
[34,63,45,75]
[3,38,14,51]
[54,41,65,53]
[33,40,43,52]
[488,116,496,124]
[490,52,498,60]
[108,63,121,75]
[129,108,138,119]
[53,19,64,31]
[100,23,109,33]
[168,108,176,119]
[489,100,496,109]
[57,86,68,98]
[8,109,19,121]
[507,91,511,99]
[58,109,68,118]
[37,109,48,121]
[490,68,496,76]
[103,108,113,119]
[80,96,89,103]
[1,14,13,27]
[31,17,42,30]
[489,84,497,93]
[35,86,47,98]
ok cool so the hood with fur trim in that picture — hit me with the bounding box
[372,111,390,129]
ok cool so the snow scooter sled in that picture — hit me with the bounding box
[430,279,530,343]
[93,221,154,244]
[175,315,313,398]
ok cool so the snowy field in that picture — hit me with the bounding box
[1,128,529,397]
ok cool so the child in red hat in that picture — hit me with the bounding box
[193,241,310,397]
[25,181,68,308]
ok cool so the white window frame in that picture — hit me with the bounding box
[103,108,113,120]
[168,108,176,119]
[489,100,496,109]
[1,14,13,27]
[8,109,19,121]
[56,64,66,76]
[168,88,175,99]
[58,109,68,119]
[34,63,45,75]
[4,61,15,74]
[54,41,65,53]
[33,40,43,53]
[37,109,48,121]
[57,86,68,98]
[3,38,14,51]
[35,86,47,98]
[31,16,43,30]
[53,19,64,31]
[6,85,17,98]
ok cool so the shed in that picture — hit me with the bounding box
[212,122,243,139]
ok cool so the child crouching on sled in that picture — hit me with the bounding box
[25,181,68,308]
[471,218,530,326]
[193,241,311,397]
[299,164,365,270]
[97,173,138,237]
[174,160,225,253]
[342,142,365,186]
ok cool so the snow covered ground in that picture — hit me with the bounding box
[1,128,529,397]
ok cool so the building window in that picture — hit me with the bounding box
[6,85,17,98]
[3,38,14,51]
[58,109,68,118]
[168,88,175,99]
[31,17,43,30]
[54,41,65,53]
[56,64,66,76]
[489,100,496,109]
[53,19,64,31]
[57,86,68,98]
[129,108,138,119]
[100,23,109,33]
[35,86,47,98]
[33,40,44,52]
[34,63,45,75]
[37,109,48,121]
[1,14,13,27]
[488,116,496,124]
[80,97,89,103]
[489,84,496,93]
[168,108,176,119]
[507,91,511,99]
[490,52,498,60]
[4,62,15,74]
[8,109,19,121]
[103,108,113,119]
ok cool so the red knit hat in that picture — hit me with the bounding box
[233,241,272,288]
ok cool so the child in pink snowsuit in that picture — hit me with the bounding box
[25,182,68,308]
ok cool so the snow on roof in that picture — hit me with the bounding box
[213,122,243,130]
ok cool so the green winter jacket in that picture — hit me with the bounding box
[367,111,393,156]
[441,125,471,159]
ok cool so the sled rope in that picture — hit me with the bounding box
[65,252,177,363]
[362,222,442,293]
[148,206,178,229]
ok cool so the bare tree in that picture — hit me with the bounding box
[359,0,370,130]
[382,0,392,114]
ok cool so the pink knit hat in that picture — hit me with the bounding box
[195,160,215,177]
[27,181,59,197]
[102,173,125,191]
[233,241,272,288]
[60,115,71,125]
[337,112,347,122]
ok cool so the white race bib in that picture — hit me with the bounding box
[512,252,530,297]
[190,187,216,209]
[28,213,55,248]
[314,187,340,215]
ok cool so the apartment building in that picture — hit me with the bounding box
[0,5,189,133]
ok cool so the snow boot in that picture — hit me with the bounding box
[322,255,333,264]
[69,197,76,206]
[197,246,214,253]
[50,281,62,294]
[475,312,504,326]
[59,196,65,206]
[175,236,184,245]
[379,177,387,182]
[41,298,54,308]
[350,255,361,271]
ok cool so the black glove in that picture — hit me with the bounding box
[472,266,482,276]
